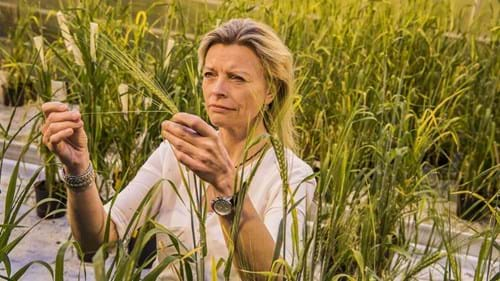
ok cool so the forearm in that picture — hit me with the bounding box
[219,197,281,281]
[67,176,118,254]
[40,102,119,254]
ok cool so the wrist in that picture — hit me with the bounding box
[64,158,90,176]
[63,162,95,191]
[214,170,236,197]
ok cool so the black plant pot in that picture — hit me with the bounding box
[4,84,29,106]
[34,180,67,219]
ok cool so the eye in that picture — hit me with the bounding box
[203,71,215,78]
[229,74,245,82]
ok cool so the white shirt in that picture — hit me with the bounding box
[103,140,316,280]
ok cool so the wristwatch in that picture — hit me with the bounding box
[211,195,237,216]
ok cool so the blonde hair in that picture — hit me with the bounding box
[198,18,296,151]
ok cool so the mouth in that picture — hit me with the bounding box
[208,104,236,111]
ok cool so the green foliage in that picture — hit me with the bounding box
[0,0,498,280]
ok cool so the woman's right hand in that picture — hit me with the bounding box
[41,102,90,175]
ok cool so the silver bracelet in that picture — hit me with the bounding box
[63,163,95,192]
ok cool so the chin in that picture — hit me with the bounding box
[208,115,230,128]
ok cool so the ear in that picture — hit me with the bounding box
[264,89,274,105]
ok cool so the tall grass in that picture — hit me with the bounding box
[0,0,498,280]
[0,93,57,279]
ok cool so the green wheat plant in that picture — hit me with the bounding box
[1,0,499,280]
[0,103,58,280]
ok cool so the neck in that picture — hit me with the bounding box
[219,120,268,166]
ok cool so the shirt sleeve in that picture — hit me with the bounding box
[262,163,316,265]
[103,141,174,239]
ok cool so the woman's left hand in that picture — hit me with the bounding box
[161,112,236,196]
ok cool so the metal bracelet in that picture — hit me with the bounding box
[62,163,95,192]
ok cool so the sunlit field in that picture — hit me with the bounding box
[0,0,498,280]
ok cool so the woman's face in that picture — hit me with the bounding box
[202,44,272,131]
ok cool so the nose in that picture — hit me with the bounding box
[211,77,228,97]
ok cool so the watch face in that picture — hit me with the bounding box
[214,199,233,216]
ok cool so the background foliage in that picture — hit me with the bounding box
[0,0,498,280]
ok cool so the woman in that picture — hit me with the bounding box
[41,18,315,280]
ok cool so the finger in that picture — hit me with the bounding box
[49,128,74,146]
[162,119,200,138]
[43,119,82,145]
[43,111,81,135]
[162,120,201,146]
[164,129,202,156]
[41,102,68,118]
[46,111,81,124]
[46,120,83,137]
[171,145,205,172]
[171,113,216,137]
